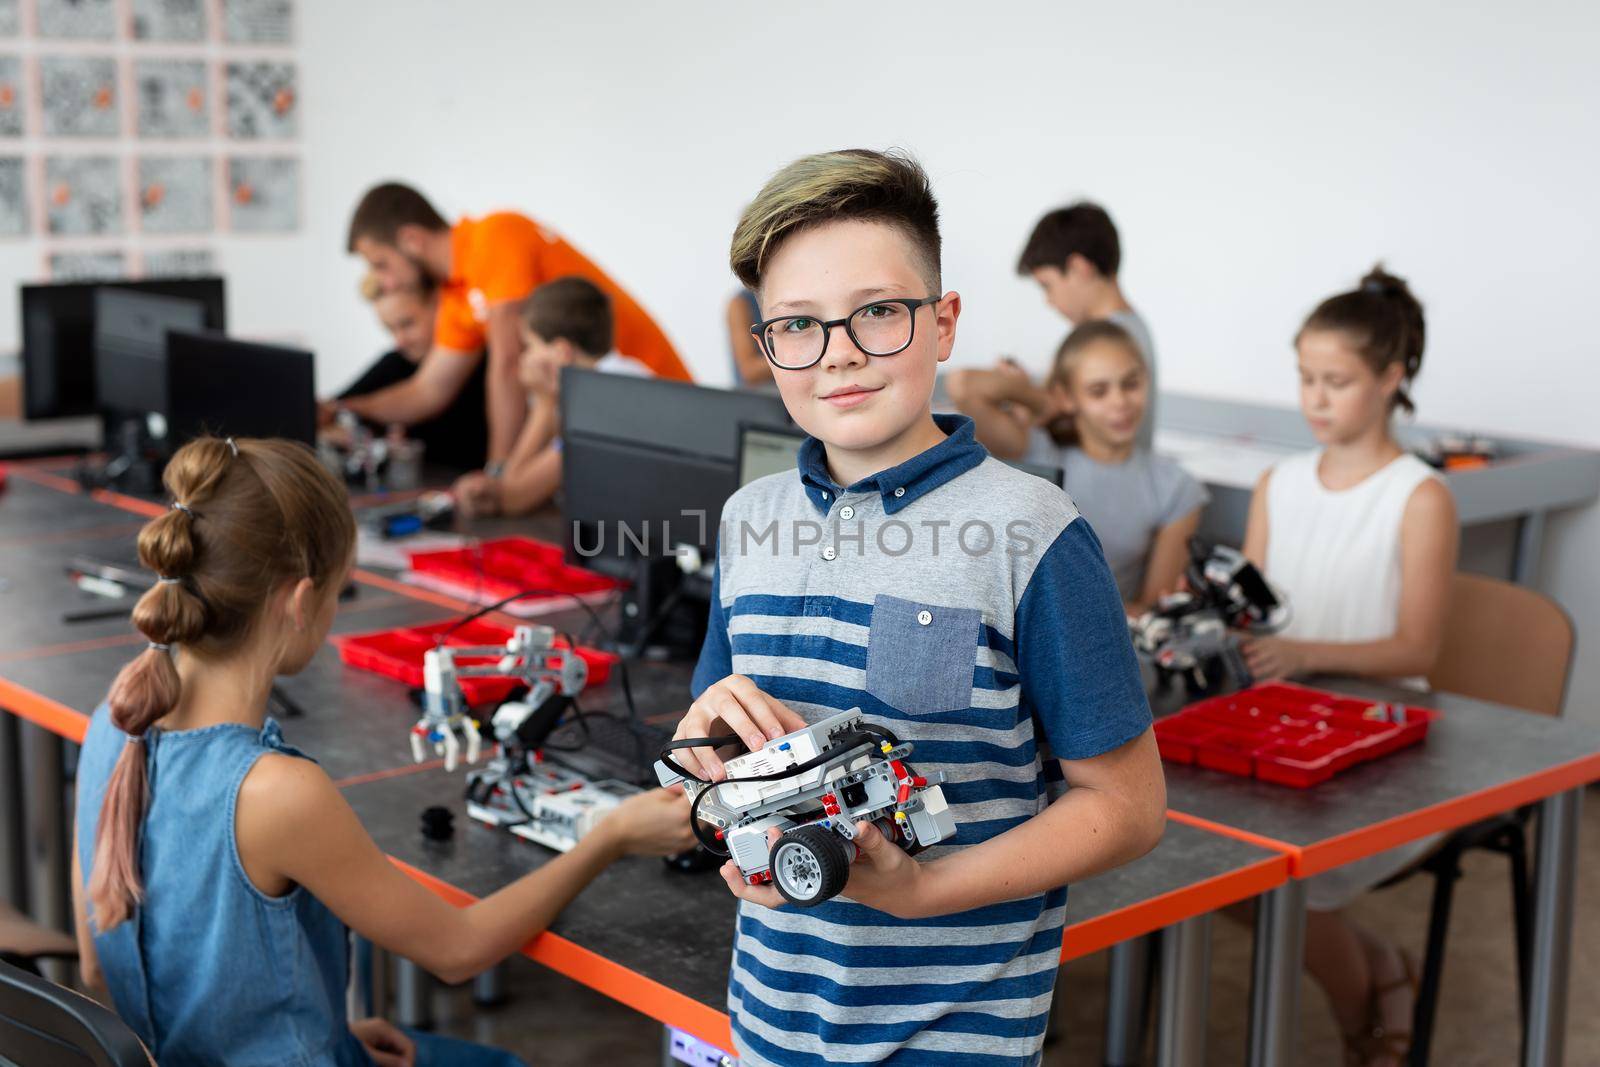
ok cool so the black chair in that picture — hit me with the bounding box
[0,959,152,1066]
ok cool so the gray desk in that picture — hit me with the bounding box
[1157,677,1600,1067]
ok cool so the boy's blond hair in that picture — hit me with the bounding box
[729,149,941,294]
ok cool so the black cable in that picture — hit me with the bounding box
[667,723,922,857]
[690,778,730,855]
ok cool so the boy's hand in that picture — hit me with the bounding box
[452,471,501,519]
[718,821,933,919]
[671,675,807,782]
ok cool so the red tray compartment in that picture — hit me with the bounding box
[1153,682,1439,788]
[335,618,618,707]
[407,537,624,603]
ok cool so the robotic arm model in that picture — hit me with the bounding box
[411,624,588,772]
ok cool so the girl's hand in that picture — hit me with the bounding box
[719,821,934,919]
[1240,635,1309,681]
[600,786,698,857]
[350,1018,415,1067]
[670,676,808,782]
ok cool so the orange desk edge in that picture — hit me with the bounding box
[1061,849,1288,962]
[0,675,89,743]
[1169,748,1600,878]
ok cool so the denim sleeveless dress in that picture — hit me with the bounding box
[75,708,373,1067]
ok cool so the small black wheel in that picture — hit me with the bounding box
[771,824,851,907]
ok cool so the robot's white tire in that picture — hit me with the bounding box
[772,825,851,907]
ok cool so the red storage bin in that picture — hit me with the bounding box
[407,537,624,605]
[1153,682,1439,788]
[335,618,619,707]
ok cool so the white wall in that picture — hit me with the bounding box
[18,2,1600,717]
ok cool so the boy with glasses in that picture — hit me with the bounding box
[670,149,1165,1065]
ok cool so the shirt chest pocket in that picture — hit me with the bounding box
[864,594,981,716]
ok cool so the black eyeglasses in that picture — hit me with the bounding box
[750,296,940,371]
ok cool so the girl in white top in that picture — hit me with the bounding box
[1241,266,1458,1067]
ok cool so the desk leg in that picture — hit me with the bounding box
[1512,511,1546,586]
[1247,880,1305,1067]
[1524,787,1581,1067]
[1157,914,1211,1067]
[395,958,433,1030]
[472,963,506,1007]
[0,711,26,910]
[23,723,70,986]
[23,724,68,928]
[1105,933,1155,1065]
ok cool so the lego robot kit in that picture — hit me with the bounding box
[655,709,956,907]
[1129,538,1290,697]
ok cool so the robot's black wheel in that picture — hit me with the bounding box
[771,824,851,907]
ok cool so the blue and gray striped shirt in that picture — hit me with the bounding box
[692,414,1151,1066]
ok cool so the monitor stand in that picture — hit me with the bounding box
[76,415,167,496]
[616,554,712,661]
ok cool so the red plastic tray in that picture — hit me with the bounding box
[407,537,623,604]
[334,618,618,707]
[1153,682,1439,788]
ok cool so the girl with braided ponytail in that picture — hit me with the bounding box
[72,437,694,1067]
[1236,267,1459,1067]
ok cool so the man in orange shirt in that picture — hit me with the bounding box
[334,182,689,468]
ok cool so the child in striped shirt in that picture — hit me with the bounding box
[670,149,1166,1066]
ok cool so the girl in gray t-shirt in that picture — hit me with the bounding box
[952,320,1206,611]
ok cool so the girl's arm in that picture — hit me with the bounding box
[69,821,105,993]
[1244,479,1458,681]
[944,367,1046,460]
[1130,505,1202,615]
[235,756,695,984]
[1241,467,1272,569]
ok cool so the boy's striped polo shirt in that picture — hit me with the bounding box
[692,414,1151,1066]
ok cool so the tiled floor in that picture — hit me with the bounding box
[417,785,1598,1065]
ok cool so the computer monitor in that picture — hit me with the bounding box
[560,368,792,577]
[19,277,226,421]
[93,290,206,420]
[165,331,316,449]
[738,423,807,488]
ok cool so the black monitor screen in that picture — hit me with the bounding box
[20,277,225,421]
[165,330,316,449]
[93,289,206,418]
[560,369,792,572]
